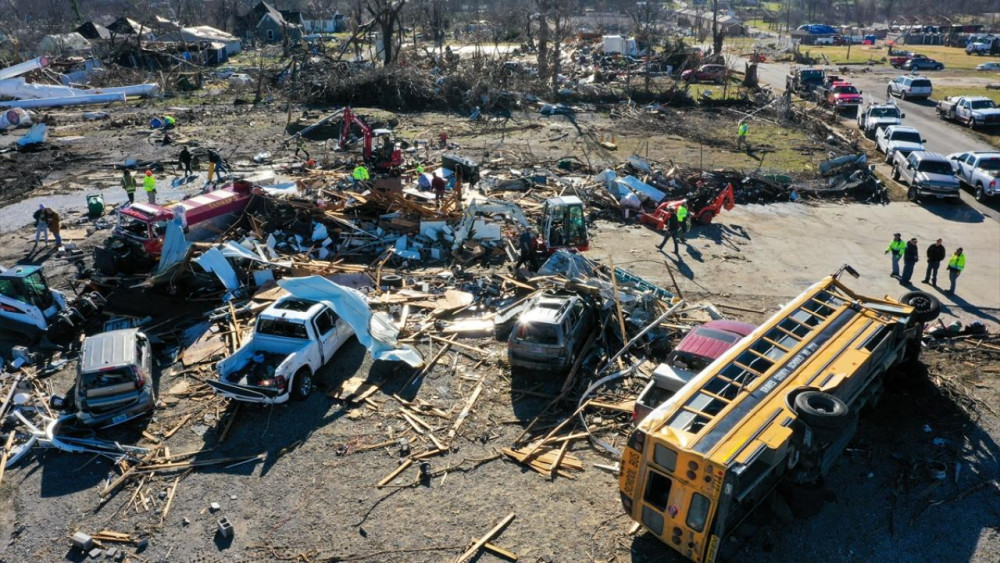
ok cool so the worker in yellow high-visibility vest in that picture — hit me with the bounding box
[885,233,906,278]
[676,201,690,242]
[947,248,965,294]
[143,170,157,204]
[737,120,749,151]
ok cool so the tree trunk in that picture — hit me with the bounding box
[550,10,561,92]
[537,12,549,81]
[711,0,724,56]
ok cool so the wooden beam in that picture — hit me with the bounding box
[377,459,413,488]
[454,512,516,563]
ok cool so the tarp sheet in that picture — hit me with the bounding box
[278,276,424,367]
[615,175,667,203]
[155,218,191,274]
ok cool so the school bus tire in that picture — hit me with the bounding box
[899,291,940,323]
[793,391,850,431]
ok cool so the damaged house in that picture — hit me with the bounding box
[236,1,304,44]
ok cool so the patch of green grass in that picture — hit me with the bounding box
[931,85,1000,105]
[803,44,989,70]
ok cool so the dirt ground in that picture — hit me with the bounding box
[1,101,999,563]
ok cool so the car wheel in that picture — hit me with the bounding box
[975,184,985,202]
[907,186,919,202]
[967,118,976,130]
[900,91,906,100]
[292,368,313,401]
[886,87,893,98]
[885,152,893,164]
[697,210,715,224]
[900,291,941,323]
[935,65,943,70]
[891,166,901,181]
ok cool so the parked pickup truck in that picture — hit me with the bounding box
[207,296,355,404]
[785,67,826,97]
[876,125,926,165]
[936,96,1000,129]
[892,151,961,203]
[948,151,1000,202]
[823,82,863,112]
[857,102,903,138]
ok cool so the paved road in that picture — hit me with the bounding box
[754,62,1000,221]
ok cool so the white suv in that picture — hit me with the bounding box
[887,75,933,100]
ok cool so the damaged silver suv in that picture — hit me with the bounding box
[508,294,596,372]
[69,328,156,428]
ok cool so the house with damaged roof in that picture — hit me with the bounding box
[236,1,304,44]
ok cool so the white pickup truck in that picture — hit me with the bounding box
[857,102,903,138]
[207,296,355,404]
[948,151,1000,202]
[936,96,1000,129]
[875,125,926,165]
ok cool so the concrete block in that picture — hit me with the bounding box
[88,547,102,559]
[217,517,234,538]
[210,502,221,513]
[71,532,94,551]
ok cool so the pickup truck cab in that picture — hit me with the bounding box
[72,329,156,428]
[936,96,1000,129]
[876,125,926,165]
[207,296,355,404]
[857,103,903,138]
[824,82,862,112]
[948,151,1000,201]
[893,151,961,203]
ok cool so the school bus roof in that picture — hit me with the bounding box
[640,274,915,464]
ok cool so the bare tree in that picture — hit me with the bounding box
[363,0,407,66]
[711,0,725,57]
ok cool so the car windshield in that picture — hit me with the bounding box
[918,161,954,175]
[257,318,309,339]
[871,108,900,118]
[515,322,561,346]
[978,158,1000,171]
[801,70,823,81]
[891,131,922,143]
[833,85,858,94]
[970,100,997,110]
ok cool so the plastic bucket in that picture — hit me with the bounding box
[150,117,164,129]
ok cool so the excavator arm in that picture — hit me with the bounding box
[339,107,374,162]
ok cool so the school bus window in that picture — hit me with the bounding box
[687,493,711,532]
[862,325,891,351]
[736,350,772,374]
[767,327,800,350]
[720,363,751,386]
[668,410,710,433]
[653,444,678,472]
[751,339,786,361]
[790,309,822,327]
[645,470,672,510]
[779,318,810,337]
[705,376,738,400]
[687,393,727,416]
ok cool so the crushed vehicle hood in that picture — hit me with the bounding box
[278,276,424,367]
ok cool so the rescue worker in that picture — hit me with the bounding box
[121,169,137,204]
[676,201,690,242]
[947,248,965,294]
[32,204,49,246]
[514,229,537,270]
[416,162,425,174]
[163,115,176,129]
[737,120,749,151]
[294,134,310,160]
[922,239,945,286]
[432,174,447,206]
[207,150,227,183]
[656,209,681,254]
[44,207,62,248]
[179,146,193,177]
[352,163,370,187]
[143,170,157,204]
[885,233,906,278]
[900,237,919,285]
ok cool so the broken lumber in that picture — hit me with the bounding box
[0,431,15,487]
[454,512,516,563]
[447,379,483,443]
[377,459,413,488]
[160,476,180,525]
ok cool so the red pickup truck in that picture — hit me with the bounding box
[825,82,863,112]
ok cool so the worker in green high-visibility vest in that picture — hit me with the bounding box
[737,120,749,151]
[885,233,906,278]
[946,248,965,294]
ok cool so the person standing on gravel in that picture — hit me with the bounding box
[143,170,157,204]
[922,239,945,286]
[656,209,681,254]
[885,233,905,278]
[121,169,136,204]
[737,120,749,151]
[32,204,49,246]
[44,207,62,248]
[900,237,919,285]
[947,248,965,294]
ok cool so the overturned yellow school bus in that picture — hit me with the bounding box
[618,266,940,562]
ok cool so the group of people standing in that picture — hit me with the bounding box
[885,233,966,293]
[32,204,61,249]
